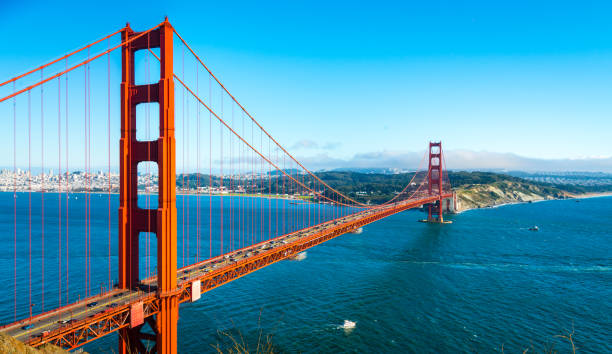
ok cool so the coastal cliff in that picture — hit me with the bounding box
[454,180,570,212]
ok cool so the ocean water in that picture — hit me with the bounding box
[1,193,610,353]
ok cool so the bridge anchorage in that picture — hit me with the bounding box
[0,18,454,354]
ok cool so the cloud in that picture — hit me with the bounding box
[296,151,424,170]
[296,150,612,173]
[445,150,612,172]
[291,140,342,151]
[322,142,342,150]
[291,139,319,150]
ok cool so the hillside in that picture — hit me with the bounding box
[173,170,612,211]
[0,333,74,354]
[313,171,612,210]
[453,178,570,211]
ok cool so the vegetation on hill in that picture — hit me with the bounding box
[0,333,74,354]
[313,171,612,209]
[175,170,612,210]
[313,171,427,204]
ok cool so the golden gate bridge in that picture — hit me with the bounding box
[0,19,454,353]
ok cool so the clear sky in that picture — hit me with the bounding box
[1,1,611,169]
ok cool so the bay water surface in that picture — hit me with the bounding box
[1,193,610,352]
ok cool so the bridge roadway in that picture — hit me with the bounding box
[0,193,451,350]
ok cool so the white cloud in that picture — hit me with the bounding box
[296,149,612,173]
[291,139,319,150]
[322,141,342,150]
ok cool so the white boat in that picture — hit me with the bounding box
[340,320,356,333]
[342,320,356,329]
[290,252,307,261]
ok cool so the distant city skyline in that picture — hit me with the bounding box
[1,1,611,170]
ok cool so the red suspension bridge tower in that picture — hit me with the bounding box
[119,19,178,352]
[425,141,450,223]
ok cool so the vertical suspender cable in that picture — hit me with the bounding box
[13,82,17,321]
[186,67,190,265]
[58,76,62,309]
[282,154,285,235]
[181,43,185,267]
[220,93,224,255]
[238,111,241,249]
[260,131,264,242]
[242,112,246,248]
[249,116,252,244]
[83,63,88,297]
[88,53,92,296]
[181,45,185,267]
[268,138,271,241]
[275,147,278,237]
[250,120,253,244]
[187,82,190,263]
[209,74,212,260]
[40,70,45,312]
[229,104,232,251]
[28,89,32,320]
[65,59,69,304]
[107,38,111,291]
[196,63,200,262]
[89,58,92,296]
[241,113,245,248]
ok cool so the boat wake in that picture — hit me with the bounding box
[400,261,610,273]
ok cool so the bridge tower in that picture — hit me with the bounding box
[427,141,445,223]
[119,19,178,353]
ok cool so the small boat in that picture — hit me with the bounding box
[529,225,539,231]
[340,320,356,333]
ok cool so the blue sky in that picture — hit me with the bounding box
[1,1,611,170]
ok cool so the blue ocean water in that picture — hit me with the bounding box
[1,194,610,352]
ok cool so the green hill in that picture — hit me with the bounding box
[313,171,612,210]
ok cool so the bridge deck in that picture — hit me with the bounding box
[0,194,452,350]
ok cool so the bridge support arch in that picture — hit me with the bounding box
[119,19,178,353]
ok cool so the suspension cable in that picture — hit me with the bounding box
[171,28,370,207]
[0,22,164,104]
[0,28,123,89]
